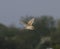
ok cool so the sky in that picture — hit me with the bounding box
[0,0,60,27]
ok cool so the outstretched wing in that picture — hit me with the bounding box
[27,18,35,25]
[20,21,27,27]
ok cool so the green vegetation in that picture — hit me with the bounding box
[0,15,60,49]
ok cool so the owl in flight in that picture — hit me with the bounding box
[20,18,35,30]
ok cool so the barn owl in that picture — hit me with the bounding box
[20,18,35,30]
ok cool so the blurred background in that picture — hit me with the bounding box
[0,0,60,49]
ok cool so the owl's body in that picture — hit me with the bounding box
[25,25,34,30]
[20,18,35,30]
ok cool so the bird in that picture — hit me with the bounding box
[20,18,35,30]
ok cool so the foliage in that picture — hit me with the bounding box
[0,16,60,49]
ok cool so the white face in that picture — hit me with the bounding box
[25,26,34,30]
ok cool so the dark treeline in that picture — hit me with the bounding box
[0,15,60,49]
